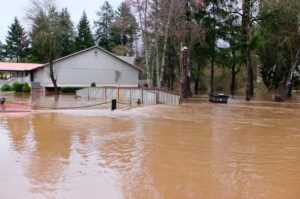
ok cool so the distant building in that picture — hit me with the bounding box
[0,46,141,91]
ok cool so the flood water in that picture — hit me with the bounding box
[0,95,300,199]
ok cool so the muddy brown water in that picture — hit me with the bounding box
[0,94,300,199]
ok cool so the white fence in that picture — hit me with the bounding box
[76,87,180,105]
[158,90,180,105]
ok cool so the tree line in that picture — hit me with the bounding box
[0,0,138,64]
[0,0,299,100]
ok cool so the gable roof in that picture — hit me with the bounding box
[0,62,44,71]
[0,46,142,72]
[117,56,136,65]
[51,46,142,71]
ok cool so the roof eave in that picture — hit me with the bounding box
[49,46,143,72]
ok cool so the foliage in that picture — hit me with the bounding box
[0,0,297,100]
[94,1,115,51]
[110,2,138,55]
[74,11,95,51]
[22,83,31,93]
[4,17,30,62]
[94,1,137,55]
[12,81,24,92]
[0,41,4,61]
[90,82,96,87]
[257,0,300,90]
[112,45,128,56]
[60,87,79,93]
[58,8,76,56]
[1,84,13,92]
[29,5,75,63]
[28,0,77,94]
[29,1,61,63]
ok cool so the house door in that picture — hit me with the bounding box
[30,71,34,82]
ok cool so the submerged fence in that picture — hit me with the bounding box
[76,87,180,105]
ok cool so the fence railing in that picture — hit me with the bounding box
[158,90,180,105]
[76,87,180,105]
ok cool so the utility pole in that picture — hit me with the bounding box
[179,42,183,98]
[181,45,189,99]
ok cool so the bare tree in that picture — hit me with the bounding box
[27,0,63,94]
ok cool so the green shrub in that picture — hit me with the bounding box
[91,82,96,87]
[1,84,13,92]
[22,83,31,93]
[12,82,24,92]
[60,87,79,93]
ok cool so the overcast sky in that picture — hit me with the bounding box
[0,0,123,42]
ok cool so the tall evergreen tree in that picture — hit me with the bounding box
[195,0,228,94]
[0,41,4,61]
[74,11,95,51]
[111,2,138,55]
[94,1,115,51]
[4,17,30,62]
[59,8,75,56]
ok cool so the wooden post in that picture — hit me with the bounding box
[142,88,144,103]
[130,88,132,104]
[181,45,189,98]
[179,42,183,99]
[111,99,117,111]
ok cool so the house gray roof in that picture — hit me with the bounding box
[117,56,136,65]
[50,46,142,71]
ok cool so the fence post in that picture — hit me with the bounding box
[130,88,132,104]
[142,88,144,103]
[111,99,117,111]
[118,87,119,102]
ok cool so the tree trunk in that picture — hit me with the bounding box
[182,46,189,98]
[170,71,174,90]
[137,0,151,88]
[49,60,58,95]
[246,51,254,100]
[231,63,236,96]
[210,55,215,95]
[194,63,201,95]
[242,0,254,101]
[154,0,160,89]
[179,43,183,98]
[210,4,216,95]
[155,35,160,88]
[160,0,174,88]
[151,48,155,87]
[280,49,300,100]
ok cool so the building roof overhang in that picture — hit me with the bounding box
[0,62,44,72]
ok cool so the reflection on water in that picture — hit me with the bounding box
[0,100,300,199]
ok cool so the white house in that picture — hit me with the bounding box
[0,46,141,91]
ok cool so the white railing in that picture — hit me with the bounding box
[76,87,180,105]
[158,90,180,105]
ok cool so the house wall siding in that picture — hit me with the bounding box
[34,68,45,84]
[37,48,139,88]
